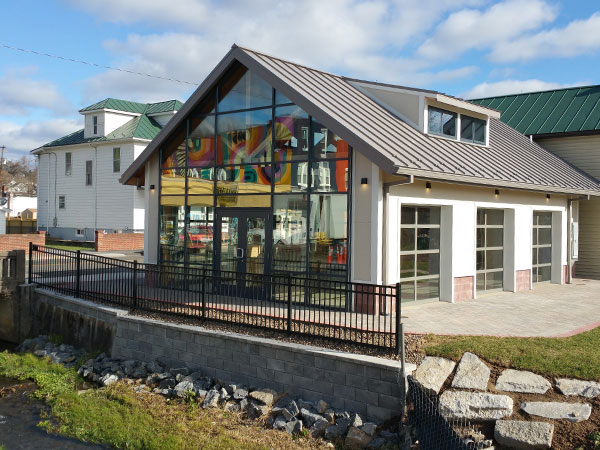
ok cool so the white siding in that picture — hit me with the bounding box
[83,111,137,138]
[104,111,138,135]
[37,140,147,235]
[536,135,600,279]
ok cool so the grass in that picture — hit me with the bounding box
[0,352,322,450]
[46,243,94,252]
[423,326,600,380]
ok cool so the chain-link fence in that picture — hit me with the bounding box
[407,375,471,450]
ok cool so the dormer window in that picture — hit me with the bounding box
[461,115,486,144]
[93,115,98,135]
[428,107,456,138]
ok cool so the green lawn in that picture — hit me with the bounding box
[0,352,320,450]
[424,326,600,380]
[46,243,94,252]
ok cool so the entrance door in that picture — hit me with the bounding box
[215,209,271,295]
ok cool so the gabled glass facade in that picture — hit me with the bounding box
[159,62,352,280]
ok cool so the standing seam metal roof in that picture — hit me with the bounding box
[471,86,600,136]
[120,45,600,195]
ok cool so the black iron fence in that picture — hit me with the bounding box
[29,244,402,352]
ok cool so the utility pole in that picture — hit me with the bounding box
[0,145,5,197]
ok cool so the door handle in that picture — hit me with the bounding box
[236,248,244,258]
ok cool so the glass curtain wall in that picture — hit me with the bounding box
[159,62,351,279]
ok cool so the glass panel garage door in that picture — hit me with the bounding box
[400,206,441,302]
[476,209,504,293]
[533,212,552,283]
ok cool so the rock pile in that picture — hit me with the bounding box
[16,336,411,449]
[413,352,597,449]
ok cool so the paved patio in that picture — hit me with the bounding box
[402,278,600,337]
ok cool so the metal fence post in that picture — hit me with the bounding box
[132,261,138,310]
[75,250,81,298]
[287,274,292,334]
[28,241,33,284]
[395,281,401,355]
[201,268,206,319]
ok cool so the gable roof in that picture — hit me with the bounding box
[36,114,165,150]
[120,45,600,195]
[79,98,184,114]
[35,99,182,152]
[471,85,600,137]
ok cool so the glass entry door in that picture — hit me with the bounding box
[215,209,271,295]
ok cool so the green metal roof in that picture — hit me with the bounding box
[471,85,600,136]
[41,114,165,148]
[79,98,183,114]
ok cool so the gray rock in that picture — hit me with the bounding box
[439,390,513,421]
[413,357,456,394]
[345,426,373,449]
[146,360,163,373]
[224,401,240,413]
[324,417,351,440]
[351,413,363,428]
[233,388,248,400]
[239,398,249,411]
[520,401,591,423]
[225,384,236,395]
[284,419,303,434]
[366,437,386,449]
[282,400,299,421]
[555,378,600,398]
[316,399,328,414]
[300,408,324,428]
[100,374,119,387]
[202,389,220,408]
[361,422,377,437]
[247,401,270,419]
[249,389,277,406]
[494,420,553,449]
[451,352,490,391]
[159,378,176,389]
[310,417,329,438]
[496,369,551,394]
[173,380,199,398]
[219,387,229,401]
[323,409,335,423]
[170,367,189,377]
[269,414,284,429]
[297,399,315,411]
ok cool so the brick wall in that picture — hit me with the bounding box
[35,288,412,422]
[516,269,531,292]
[95,231,144,252]
[453,276,474,301]
[0,231,45,252]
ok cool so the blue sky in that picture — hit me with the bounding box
[1,0,599,159]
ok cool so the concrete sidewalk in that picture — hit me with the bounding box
[401,278,600,337]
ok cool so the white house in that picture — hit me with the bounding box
[33,98,182,241]
[120,45,600,303]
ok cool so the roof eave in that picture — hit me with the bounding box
[394,167,600,196]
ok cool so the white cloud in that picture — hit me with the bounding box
[418,0,556,61]
[462,79,573,99]
[0,118,80,158]
[490,12,600,62]
[0,68,73,115]
[75,0,486,102]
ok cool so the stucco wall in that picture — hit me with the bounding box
[386,180,569,301]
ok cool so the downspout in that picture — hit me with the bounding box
[89,143,99,240]
[567,197,573,284]
[382,175,414,285]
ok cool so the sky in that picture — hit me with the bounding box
[0,0,599,160]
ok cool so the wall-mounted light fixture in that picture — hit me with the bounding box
[150,184,156,191]
[360,177,368,185]
[546,194,551,200]
[425,182,432,192]
[495,189,500,198]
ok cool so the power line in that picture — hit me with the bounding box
[0,43,199,86]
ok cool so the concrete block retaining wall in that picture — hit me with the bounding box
[32,287,410,422]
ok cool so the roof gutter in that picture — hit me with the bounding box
[393,167,600,197]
